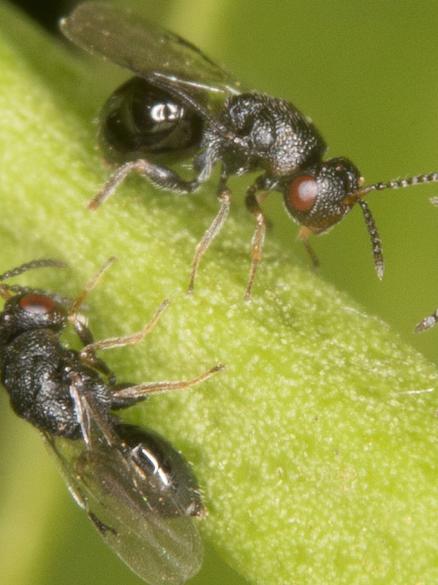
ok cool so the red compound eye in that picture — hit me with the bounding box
[287,175,318,212]
[19,294,56,314]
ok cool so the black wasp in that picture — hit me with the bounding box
[0,258,222,585]
[62,2,438,298]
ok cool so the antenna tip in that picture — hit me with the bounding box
[415,314,438,333]
[375,262,385,280]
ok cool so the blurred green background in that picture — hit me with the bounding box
[1,0,438,584]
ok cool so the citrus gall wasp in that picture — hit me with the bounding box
[62,2,438,298]
[0,258,223,585]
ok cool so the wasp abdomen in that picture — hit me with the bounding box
[100,77,204,162]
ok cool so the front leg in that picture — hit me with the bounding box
[244,175,274,300]
[79,300,169,360]
[297,226,320,270]
[77,300,168,398]
[73,316,117,384]
[69,257,118,383]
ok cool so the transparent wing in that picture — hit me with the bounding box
[44,389,202,585]
[61,1,242,95]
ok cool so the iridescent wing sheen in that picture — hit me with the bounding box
[44,386,202,585]
[61,1,242,96]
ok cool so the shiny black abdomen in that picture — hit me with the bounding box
[100,77,205,162]
[116,423,203,517]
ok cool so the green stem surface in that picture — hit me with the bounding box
[1,3,438,585]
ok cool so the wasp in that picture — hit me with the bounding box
[0,258,222,585]
[62,2,438,298]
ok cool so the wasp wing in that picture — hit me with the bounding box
[44,386,202,585]
[61,1,241,96]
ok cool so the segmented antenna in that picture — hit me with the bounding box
[0,259,67,282]
[0,259,67,299]
[415,309,438,333]
[353,171,438,199]
[344,171,438,279]
[358,200,384,279]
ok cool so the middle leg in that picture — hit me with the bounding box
[187,171,232,293]
[111,363,224,409]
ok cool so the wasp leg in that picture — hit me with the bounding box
[187,172,231,293]
[73,318,117,384]
[244,179,270,300]
[111,364,224,409]
[69,258,118,382]
[297,226,320,270]
[80,300,169,361]
[88,159,201,210]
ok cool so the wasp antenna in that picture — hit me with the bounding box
[415,309,438,333]
[357,200,384,279]
[353,171,438,200]
[69,257,117,316]
[0,259,67,283]
[0,259,67,301]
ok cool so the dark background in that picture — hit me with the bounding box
[11,0,75,31]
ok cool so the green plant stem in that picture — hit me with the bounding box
[1,3,438,585]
